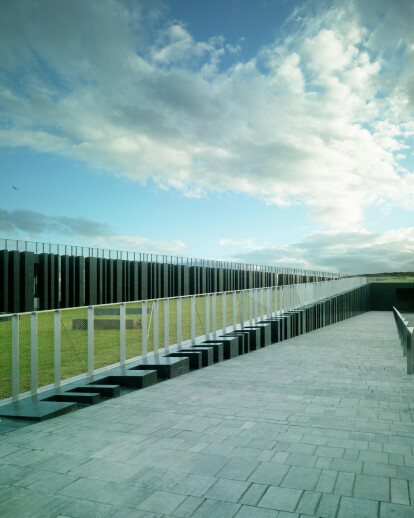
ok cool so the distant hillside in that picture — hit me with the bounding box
[362,272,414,277]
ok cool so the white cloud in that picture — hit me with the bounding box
[231,227,414,274]
[0,0,414,228]
[0,208,186,255]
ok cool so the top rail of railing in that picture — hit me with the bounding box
[0,236,344,278]
[392,306,414,374]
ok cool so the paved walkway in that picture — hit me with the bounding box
[1,311,414,518]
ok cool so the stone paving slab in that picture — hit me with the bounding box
[0,311,413,517]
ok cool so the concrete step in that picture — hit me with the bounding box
[100,368,158,389]
[131,355,189,379]
[43,392,101,405]
[192,342,223,362]
[181,347,214,367]
[202,338,239,359]
[70,384,121,398]
[0,399,77,421]
[220,332,248,354]
[167,352,203,369]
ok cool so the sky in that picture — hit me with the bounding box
[1,0,414,274]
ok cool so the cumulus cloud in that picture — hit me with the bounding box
[0,208,186,255]
[0,0,414,227]
[224,227,414,274]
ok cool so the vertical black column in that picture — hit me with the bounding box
[75,256,85,307]
[129,261,139,301]
[38,253,49,311]
[113,259,122,303]
[138,261,148,300]
[8,251,20,313]
[85,257,98,306]
[60,255,70,308]
[122,260,129,301]
[189,266,196,295]
[67,256,76,307]
[47,254,58,310]
[160,264,169,298]
[174,265,182,297]
[200,266,206,295]
[20,251,34,312]
[218,268,224,292]
[182,265,190,296]
[0,250,9,313]
[168,264,175,297]
[106,259,114,303]
[97,258,105,304]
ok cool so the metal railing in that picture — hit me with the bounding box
[392,307,414,374]
[0,237,344,278]
[0,276,367,404]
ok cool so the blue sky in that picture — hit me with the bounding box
[1,0,414,274]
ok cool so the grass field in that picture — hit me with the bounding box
[366,276,414,283]
[0,292,274,401]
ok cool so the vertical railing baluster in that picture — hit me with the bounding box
[249,290,253,326]
[254,289,258,323]
[154,299,159,354]
[12,314,19,402]
[232,291,237,331]
[54,310,61,388]
[30,312,38,395]
[205,294,210,339]
[191,295,196,344]
[177,297,182,349]
[212,293,217,339]
[222,292,226,333]
[164,298,169,353]
[142,301,147,357]
[240,291,244,328]
[120,302,126,366]
[87,306,94,377]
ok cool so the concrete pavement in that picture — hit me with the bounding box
[0,311,413,517]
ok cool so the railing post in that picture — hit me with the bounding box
[222,292,226,333]
[240,291,245,328]
[142,301,147,357]
[54,310,61,388]
[164,298,169,353]
[232,291,237,331]
[154,299,159,353]
[249,290,253,325]
[205,294,210,339]
[87,306,94,377]
[177,297,182,349]
[260,288,264,319]
[191,295,196,344]
[12,314,19,402]
[30,312,38,396]
[254,289,258,323]
[120,302,126,365]
[212,293,217,339]
[267,288,272,318]
[407,328,414,375]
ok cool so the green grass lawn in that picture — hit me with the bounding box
[1,291,275,400]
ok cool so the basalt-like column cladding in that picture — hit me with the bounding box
[0,250,336,313]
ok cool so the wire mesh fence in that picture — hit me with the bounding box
[61,307,88,381]
[18,314,31,395]
[37,311,55,389]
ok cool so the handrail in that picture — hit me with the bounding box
[0,277,368,405]
[392,306,414,374]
